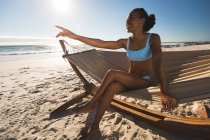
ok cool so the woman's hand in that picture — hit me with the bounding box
[160,95,177,111]
[56,26,79,39]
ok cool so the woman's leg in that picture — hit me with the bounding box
[73,69,152,113]
[85,82,125,139]
[73,70,125,113]
[86,71,152,139]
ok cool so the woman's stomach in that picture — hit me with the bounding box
[128,60,152,76]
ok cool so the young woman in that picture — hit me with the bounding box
[56,8,177,139]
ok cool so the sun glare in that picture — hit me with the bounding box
[53,0,71,14]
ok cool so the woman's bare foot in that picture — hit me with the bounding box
[72,103,96,114]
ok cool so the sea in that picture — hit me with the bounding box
[0,38,88,62]
[0,38,209,62]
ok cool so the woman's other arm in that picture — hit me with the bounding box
[151,33,177,110]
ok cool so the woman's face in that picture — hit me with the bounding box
[126,11,144,33]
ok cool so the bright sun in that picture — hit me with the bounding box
[53,0,71,14]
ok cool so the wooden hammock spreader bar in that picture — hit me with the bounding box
[50,92,88,116]
[60,40,91,86]
[50,40,210,139]
[50,41,95,115]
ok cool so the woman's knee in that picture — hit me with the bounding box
[108,82,124,93]
[106,69,117,75]
[106,69,121,81]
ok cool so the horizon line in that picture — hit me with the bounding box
[0,35,210,43]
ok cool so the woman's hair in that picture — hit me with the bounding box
[131,8,156,32]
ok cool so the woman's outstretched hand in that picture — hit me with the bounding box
[161,95,177,111]
[56,26,78,39]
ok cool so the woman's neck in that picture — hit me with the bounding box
[132,31,146,41]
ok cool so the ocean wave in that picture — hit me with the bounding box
[0,50,62,56]
[0,44,60,52]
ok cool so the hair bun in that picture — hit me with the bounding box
[144,14,156,32]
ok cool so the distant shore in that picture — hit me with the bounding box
[161,41,210,48]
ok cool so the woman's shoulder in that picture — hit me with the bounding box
[150,33,160,40]
[117,38,129,48]
[149,33,161,44]
[118,38,129,42]
[148,33,161,48]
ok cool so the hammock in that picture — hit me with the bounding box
[50,40,210,138]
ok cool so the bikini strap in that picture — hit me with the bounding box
[146,33,152,47]
[126,37,130,50]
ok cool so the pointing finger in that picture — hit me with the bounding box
[55,25,62,29]
[56,32,61,38]
[55,26,66,31]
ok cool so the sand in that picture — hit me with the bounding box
[1,44,210,140]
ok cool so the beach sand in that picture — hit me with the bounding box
[1,44,210,140]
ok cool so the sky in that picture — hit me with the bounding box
[0,0,210,43]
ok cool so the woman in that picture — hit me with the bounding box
[56,8,177,139]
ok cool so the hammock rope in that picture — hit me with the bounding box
[63,40,93,54]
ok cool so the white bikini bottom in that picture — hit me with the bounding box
[142,75,151,80]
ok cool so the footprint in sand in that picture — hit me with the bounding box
[19,67,30,70]
[18,84,25,87]
[49,73,55,76]
[11,78,17,80]
[35,84,45,88]
[64,118,70,128]
[10,90,16,94]
[15,80,20,83]
[28,89,41,94]
[9,73,14,76]
[114,114,123,125]
[103,112,116,120]
[56,77,62,80]
[61,135,68,139]
[29,126,40,134]
[43,120,57,129]
[19,71,27,74]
